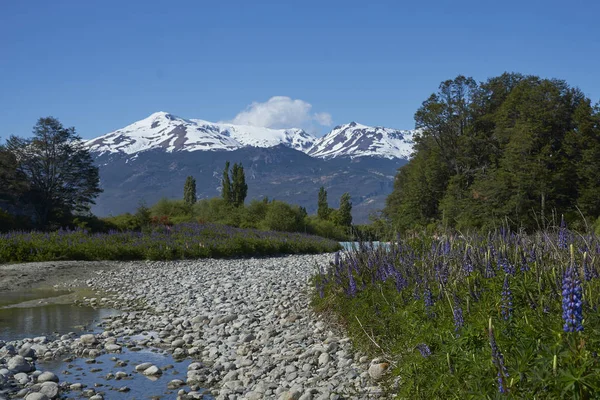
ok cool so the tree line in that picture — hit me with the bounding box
[384,73,600,232]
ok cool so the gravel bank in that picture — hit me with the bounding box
[0,255,388,399]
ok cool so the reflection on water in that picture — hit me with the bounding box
[0,304,119,341]
[39,347,215,400]
[0,289,72,307]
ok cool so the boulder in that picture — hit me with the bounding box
[8,356,33,373]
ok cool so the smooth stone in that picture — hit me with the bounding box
[368,362,389,381]
[39,382,59,399]
[37,371,59,383]
[135,362,153,372]
[25,394,49,400]
[142,365,162,376]
[8,356,33,373]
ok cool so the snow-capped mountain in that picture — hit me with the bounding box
[308,122,415,160]
[85,112,317,155]
[85,112,415,160]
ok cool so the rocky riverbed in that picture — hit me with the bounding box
[0,255,390,399]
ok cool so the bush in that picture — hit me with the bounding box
[261,201,305,232]
[305,217,348,241]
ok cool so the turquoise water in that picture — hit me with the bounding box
[339,241,391,251]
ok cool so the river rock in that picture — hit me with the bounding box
[167,379,185,389]
[135,362,153,372]
[368,362,389,381]
[79,334,97,345]
[37,371,59,383]
[39,382,59,399]
[8,356,33,373]
[142,365,162,376]
[14,372,29,385]
[25,393,49,400]
[104,344,121,352]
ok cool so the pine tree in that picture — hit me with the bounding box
[317,186,330,220]
[221,161,232,205]
[338,193,353,227]
[183,176,197,206]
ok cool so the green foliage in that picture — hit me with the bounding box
[4,117,102,229]
[304,216,348,241]
[261,201,306,232]
[385,73,600,232]
[0,223,342,263]
[314,230,600,398]
[317,186,330,220]
[183,176,197,206]
[102,213,140,232]
[221,161,232,204]
[135,201,153,230]
[231,163,248,207]
[336,192,353,227]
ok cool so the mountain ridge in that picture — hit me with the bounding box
[85,112,415,160]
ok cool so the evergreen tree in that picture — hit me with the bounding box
[231,162,248,207]
[5,117,102,228]
[221,161,232,205]
[317,186,330,220]
[183,176,197,205]
[337,193,353,227]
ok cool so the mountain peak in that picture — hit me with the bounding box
[308,122,414,160]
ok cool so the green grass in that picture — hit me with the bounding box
[0,222,341,263]
[313,230,600,398]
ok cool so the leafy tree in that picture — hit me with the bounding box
[5,117,102,228]
[183,176,197,205]
[337,192,353,227]
[0,144,28,204]
[221,161,232,205]
[317,186,330,220]
[231,162,248,207]
[385,73,599,232]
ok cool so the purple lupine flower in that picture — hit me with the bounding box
[347,266,357,297]
[501,275,513,320]
[424,287,435,317]
[453,299,464,332]
[394,271,408,292]
[498,254,515,275]
[558,216,568,249]
[489,323,508,394]
[520,252,529,272]
[463,248,474,275]
[443,239,451,256]
[485,254,496,278]
[334,251,340,266]
[416,343,431,358]
[562,267,583,332]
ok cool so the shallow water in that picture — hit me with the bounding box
[0,303,119,342]
[39,347,211,399]
[339,241,391,251]
[0,289,119,342]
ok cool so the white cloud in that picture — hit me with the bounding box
[229,96,332,130]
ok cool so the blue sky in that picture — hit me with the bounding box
[1,0,599,139]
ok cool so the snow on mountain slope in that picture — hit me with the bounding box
[85,112,415,160]
[308,121,415,160]
[85,112,317,155]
